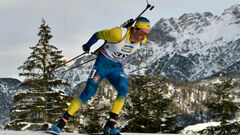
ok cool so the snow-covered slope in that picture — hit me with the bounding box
[0,130,178,135]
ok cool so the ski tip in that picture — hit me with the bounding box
[88,133,121,135]
[87,133,104,135]
[45,130,60,135]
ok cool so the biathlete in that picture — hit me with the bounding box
[52,17,150,135]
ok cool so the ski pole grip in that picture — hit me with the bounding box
[150,6,154,10]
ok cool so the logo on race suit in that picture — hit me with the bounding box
[112,52,128,60]
[89,69,100,82]
[89,69,96,78]
[121,45,134,53]
[94,75,100,82]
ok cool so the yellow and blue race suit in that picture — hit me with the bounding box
[67,27,147,116]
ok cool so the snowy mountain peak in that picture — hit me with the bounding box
[222,4,240,24]
[137,3,240,81]
[178,12,214,31]
[223,3,240,16]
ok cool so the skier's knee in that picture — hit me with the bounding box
[118,83,128,97]
[79,80,98,103]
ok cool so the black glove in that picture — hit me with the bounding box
[82,44,90,52]
[121,18,134,28]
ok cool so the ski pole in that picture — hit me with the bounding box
[56,51,88,69]
[41,51,89,77]
[62,57,96,73]
[61,50,100,73]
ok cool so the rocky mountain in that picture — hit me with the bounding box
[0,78,22,128]
[143,3,240,81]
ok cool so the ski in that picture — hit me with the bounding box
[87,133,104,135]
[87,133,120,135]
[44,130,60,135]
[44,131,121,135]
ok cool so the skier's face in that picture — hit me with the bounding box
[136,28,150,42]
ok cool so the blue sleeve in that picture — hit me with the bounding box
[85,32,99,48]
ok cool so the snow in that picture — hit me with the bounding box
[21,123,32,131]
[181,121,220,134]
[1,120,229,135]
[0,130,179,135]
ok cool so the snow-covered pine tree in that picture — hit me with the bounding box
[200,79,240,134]
[5,19,72,131]
[122,75,177,133]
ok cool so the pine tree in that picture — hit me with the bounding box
[201,79,240,134]
[122,75,177,133]
[5,19,71,131]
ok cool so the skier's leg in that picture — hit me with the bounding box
[108,71,128,115]
[67,54,108,115]
[52,53,111,133]
[79,70,103,103]
[53,69,104,133]
[67,70,103,115]
[104,70,128,135]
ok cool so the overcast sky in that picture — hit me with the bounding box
[0,0,239,81]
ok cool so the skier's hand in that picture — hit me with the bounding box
[121,18,134,28]
[82,44,90,53]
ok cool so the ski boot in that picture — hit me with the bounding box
[51,111,71,134]
[103,113,121,135]
[52,118,66,133]
[45,118,66,135]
